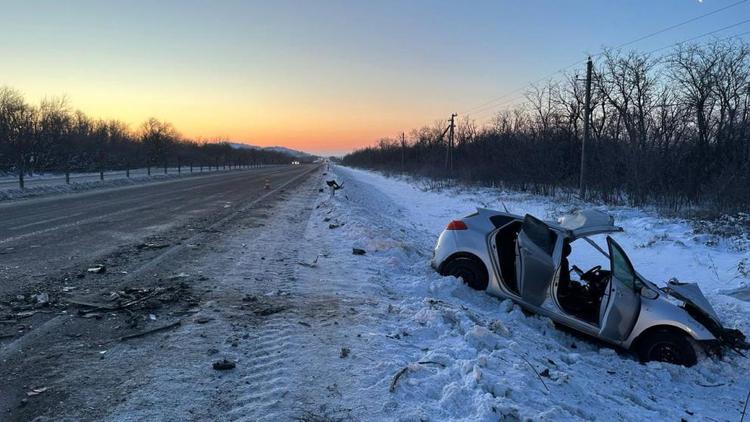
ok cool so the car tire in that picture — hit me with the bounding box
[635,328,698,367]
[443,257,488,291]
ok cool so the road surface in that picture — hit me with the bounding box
[0,165,245,190]
[0,164,316,298]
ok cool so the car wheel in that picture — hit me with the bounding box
[635,328,698,367]
[443,257,488,291]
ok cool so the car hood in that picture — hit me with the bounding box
[663,279,721,326]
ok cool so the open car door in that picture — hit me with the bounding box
[516,215,560,306]
[599,237,641,341]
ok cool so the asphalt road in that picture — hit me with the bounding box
[0,166,237,190]
[0,164,317,298]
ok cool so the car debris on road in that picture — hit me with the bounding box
[87,264,106,274]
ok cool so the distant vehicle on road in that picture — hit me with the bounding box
[432,209,748,366]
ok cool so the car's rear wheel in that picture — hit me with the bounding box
[443,256,488,291]
[635,328,698,367]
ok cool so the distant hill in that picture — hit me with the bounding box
[227,143,315,159]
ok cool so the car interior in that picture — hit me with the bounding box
[556,240,610,325]
[495,221,523,294]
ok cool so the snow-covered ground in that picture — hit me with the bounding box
[304,165,750,421]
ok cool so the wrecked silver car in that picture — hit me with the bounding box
[431,209,748,366]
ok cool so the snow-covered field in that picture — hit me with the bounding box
[307,165,750,421]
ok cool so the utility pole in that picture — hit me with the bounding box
[580,57,593,199]
[445,113,457,175]
[400,132,406,172]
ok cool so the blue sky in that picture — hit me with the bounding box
[0,0,745,153]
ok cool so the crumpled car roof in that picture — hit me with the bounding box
[555,209,623,238]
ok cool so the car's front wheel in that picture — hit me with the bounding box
[635,328,698,367]
[443,256,488,291]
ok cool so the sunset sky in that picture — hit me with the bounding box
[1,0,745,155]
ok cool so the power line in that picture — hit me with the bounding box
[466,18,750,123]
[458,0,748,119]
[611,0,748,50]
[645,17,750,54]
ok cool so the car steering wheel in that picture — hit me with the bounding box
[582,265,602,280]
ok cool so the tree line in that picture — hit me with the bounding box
[344,40,750,214]
[0,87,297,177]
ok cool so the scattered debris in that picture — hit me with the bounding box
[329,223,341,229]
[520,355,549,392]
[15,311,37,319]
[67,284,193,312]
[87,264,106,274]
[340,347,350,358]
[323,217,331,222]
[212,358,236,370]
[26,387,48,397]
[33,292,50,306]
[352,248,366,255]
[326,180,343,190]
[696,382,726,388]
[136,242,169,250]
[390,366,411,392]
[254,307,285,317]
[298,255,320,268]
[119,320,181,341]
[389,361,445,393]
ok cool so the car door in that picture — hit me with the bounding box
[516,215,560,306]
[599,237,641,341]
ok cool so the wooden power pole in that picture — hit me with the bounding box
[400,132,406,172]
[445,113,457,175]
[580,57,593,198]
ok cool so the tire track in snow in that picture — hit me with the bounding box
[212,184,318,421]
